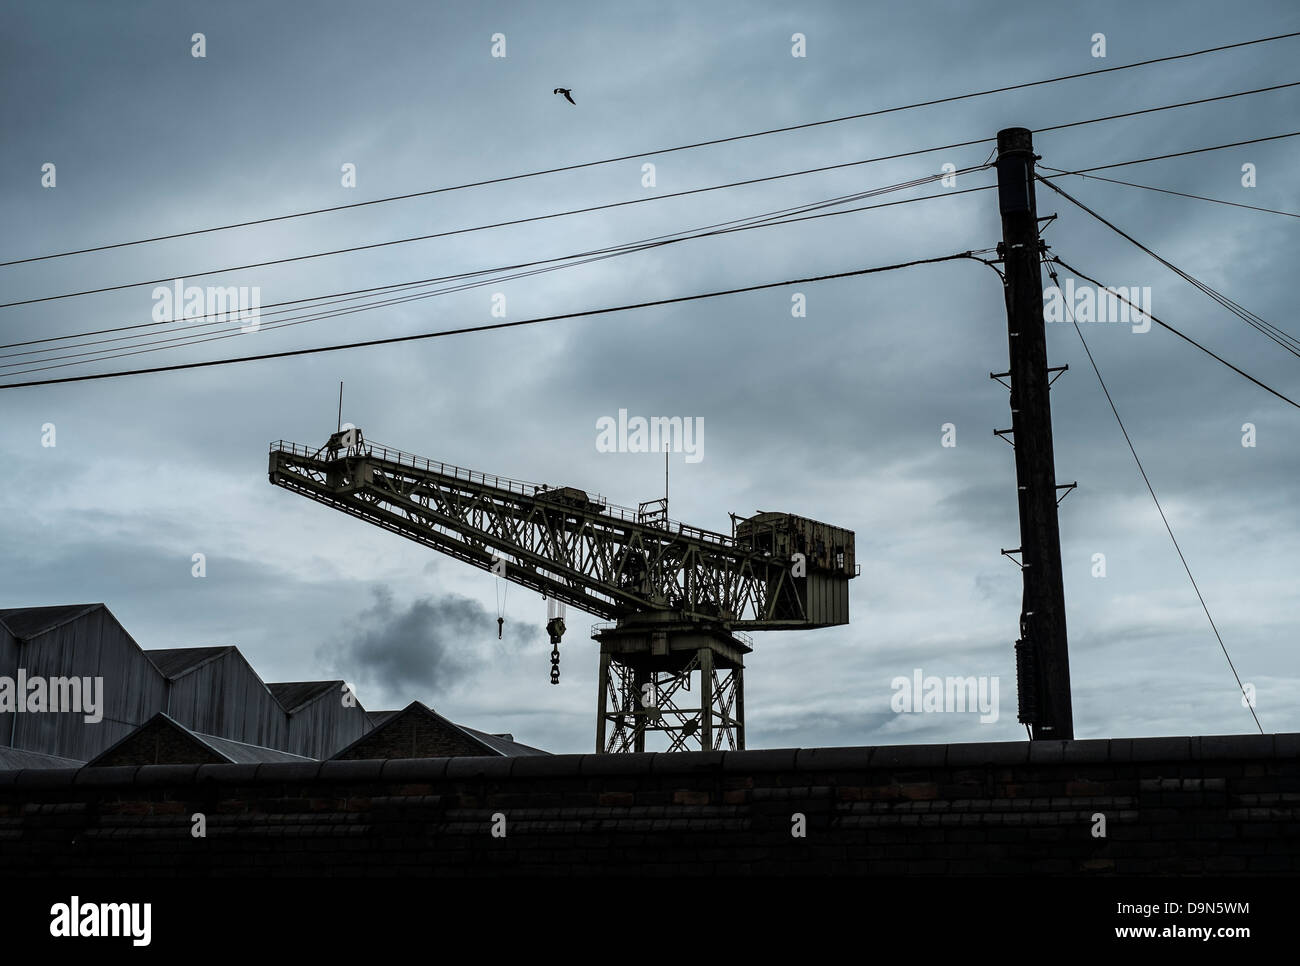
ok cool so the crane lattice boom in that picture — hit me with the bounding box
[268,430,855,631]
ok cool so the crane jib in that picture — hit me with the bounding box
[267,432,856,632]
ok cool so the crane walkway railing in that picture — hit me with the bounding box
[271,439,745,550]
[590,621,754,648]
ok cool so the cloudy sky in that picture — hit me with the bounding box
[1,0,1296,754]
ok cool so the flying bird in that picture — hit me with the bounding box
[553,87,576,105]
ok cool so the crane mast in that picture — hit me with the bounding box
[269,428,856,752]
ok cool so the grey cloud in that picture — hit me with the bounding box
[327,587,539,708]
[1,0,1296,753]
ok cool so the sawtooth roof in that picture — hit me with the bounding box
[268,681,342,713]
[86,713,316,766]
[0,604,102,640]
[145,646,236,678]
[334,701,550,759]
[0,746,85,769]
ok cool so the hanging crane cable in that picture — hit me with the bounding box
[495,562,507,640]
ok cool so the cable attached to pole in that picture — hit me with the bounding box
[1044,254,1264,733]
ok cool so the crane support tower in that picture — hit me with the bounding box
[268,428,857,752]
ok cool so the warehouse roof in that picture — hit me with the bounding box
[0,603,102,640]
[460,725,549,757]
[268,681,342,713]
[145,645,236,678]
[0,746,86,769]
[191,729,316,764]
[333,701,550,760]
[87,713,316,766]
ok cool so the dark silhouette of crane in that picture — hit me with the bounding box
[269,428,856,752]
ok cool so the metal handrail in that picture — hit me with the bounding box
[590,621,753,648]
[271,438,740,548]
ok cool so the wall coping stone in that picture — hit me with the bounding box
[1,733,1293,790]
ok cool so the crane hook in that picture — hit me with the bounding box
[497,616,504,639]
[546,602,566,686]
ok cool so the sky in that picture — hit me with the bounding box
[0,0,1296,754]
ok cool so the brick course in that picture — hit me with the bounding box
[0,733,1295,875]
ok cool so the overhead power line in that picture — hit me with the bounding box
[1049,254,1300,411]
[1041,132,1300,179]
[1039,176,1300,358]
[0,252,986,390]
[2,31,1295,268]
[1038,167,1299,219]
[1043,256,1263,734]
[8,130,1298,377]
[11,122,1297,367]
[1,175,1002,372]
[5,85,1292,310]
[0,164,989,309]
[7,110,1296,313]
[0,177,998,372]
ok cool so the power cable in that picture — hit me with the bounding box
[1039,176,1300,357]
[1043,255,1264,733]
[6,100,1293,309]
[5,30,1294,268]
[1049,255,1300,410]
[1038,167,1299,219]
[1,174,1001,366]
[1040,132,1300,179]
[0,252,986,390]
[0,164,986,309]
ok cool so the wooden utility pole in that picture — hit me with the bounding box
[994,127,1074,740]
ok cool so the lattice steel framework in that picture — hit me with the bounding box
[268,429,852,752]
[599,654,745,753]
[269,434,837,630]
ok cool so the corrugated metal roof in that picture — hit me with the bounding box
[268,681,340,713]
[459,725,549,757]
[333,701,550,759]
[86,713,316,766]
[192,730,315,764]
[144,645,235,678]
[0,604,101,640]
[367,710,399,727]
[0,746,86,769]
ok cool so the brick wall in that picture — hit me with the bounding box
[0,733,1295,875]
[90,717,227,767]
[333,711,486,760]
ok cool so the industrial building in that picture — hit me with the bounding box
[0,604,546,769]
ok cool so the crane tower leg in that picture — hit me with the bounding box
[592,617,748,753]
[596,652,611,753]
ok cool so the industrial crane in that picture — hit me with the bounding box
[268,427,857,752]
